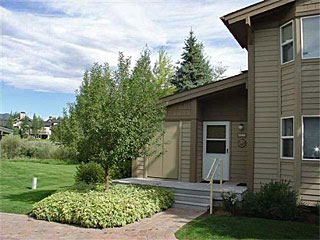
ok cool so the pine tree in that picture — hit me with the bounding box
[32,114,39,136]
[171,30,213,91]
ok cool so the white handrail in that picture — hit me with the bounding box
[205,158,223,214]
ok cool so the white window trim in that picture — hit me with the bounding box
[280,116,294,159]
[280,20,295,65]
[301,15,320,60]
[302,115,320,161]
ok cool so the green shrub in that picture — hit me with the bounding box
[75,162,105,184]
[31,184,174,228]
[243,181,302,220]
[222,191,239,215]
[0,135,22,159]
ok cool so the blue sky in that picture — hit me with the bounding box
[0,0,261,119]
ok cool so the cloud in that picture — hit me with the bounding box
[0,0,261,93]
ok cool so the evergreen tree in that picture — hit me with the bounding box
[20,117,30,138]
[32,114,39,136]
[171,30,213,91]
[6,115,14,129]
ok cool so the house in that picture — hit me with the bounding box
[128,0,320,207]
[38,116,59,139]
[0,126,13,141]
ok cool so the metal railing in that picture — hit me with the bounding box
[204,158,223,214]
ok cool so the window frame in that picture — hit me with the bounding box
[280,20,295,65]
[280,116,294,159]
[302,115,320,161]
[301,15,320,60]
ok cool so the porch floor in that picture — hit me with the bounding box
[112,177,248,195]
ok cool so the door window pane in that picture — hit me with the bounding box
[303,117,320,160]
[206,140,226,154]
[282,118,293,136]
[302,16,320,59]
[207,126,226,139]
[282,139,294,158]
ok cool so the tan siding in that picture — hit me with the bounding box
[136,157,145,178]
[300,162,320,206]
[280,160,295,186]
[301,60,320,115]
[230,122,248,183]
[253,27,280,191]
[166,100,192,119]
[296,0,320,16]
[180,121,191,181]
[281,64,295,116]
[196,121,203,182]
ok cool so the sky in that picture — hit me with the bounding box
[0,0,261,119]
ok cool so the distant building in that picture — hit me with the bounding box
[0,126,13,141]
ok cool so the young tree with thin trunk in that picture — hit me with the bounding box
[55,49,166,189]
[32,114,39,136]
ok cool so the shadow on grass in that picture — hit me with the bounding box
[4,190,56,204]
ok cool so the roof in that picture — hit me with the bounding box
[221,0,295,48]
[0,126,13,134]
[162,72,248,106]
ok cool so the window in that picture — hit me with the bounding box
[281,117,294,158]
[301,15,320,59]
[281,21,294,64]
[302,116,320,160]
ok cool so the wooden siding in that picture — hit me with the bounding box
[281,63,295,116]
[253,27,280,191]
[301,60,320,115]
[200,86,247,122]
[196,120,203,182]
[296,0,320,16]
[180,121,191,182]
[166,100,192,119]
[132,157,145,178]
[300,162,320,206]
[280,160,295,186]
[230,122,248,183]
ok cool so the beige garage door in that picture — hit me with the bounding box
[147,121,179,179]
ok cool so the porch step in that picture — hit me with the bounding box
[174,193,210,204]
[172,187,224,200]
[172,200,209,211]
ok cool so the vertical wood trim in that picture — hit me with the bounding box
[190,99,198,182]
[178,121,182,181]
[144,156,148,178]
[294,17,302,192]
[247,27,255,192]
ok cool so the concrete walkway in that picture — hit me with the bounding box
[0,208,204,240]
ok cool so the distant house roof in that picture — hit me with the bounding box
[162,71,248,106]
[221,0,295,48]
[0,126,13,134]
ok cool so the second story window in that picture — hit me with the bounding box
[301,15,320,59]
[281,117,294,159]
[280,21,294,64]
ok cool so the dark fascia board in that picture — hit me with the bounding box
[162,72,248,106]
[221,0,295,48]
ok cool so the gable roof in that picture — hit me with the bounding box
[221,0,295,48]
[162,72,248,106]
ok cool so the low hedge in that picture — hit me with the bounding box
[31,184,174,228]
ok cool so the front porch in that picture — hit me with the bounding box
[113,177,248,210]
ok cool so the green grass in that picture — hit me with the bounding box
[175,215,320,240]
[0,160,76,214]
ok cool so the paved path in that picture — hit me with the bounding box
[0,208,204,240]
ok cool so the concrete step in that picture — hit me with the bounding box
[172,187,225,200]
[173,200,209,211]
[174,193,210,204]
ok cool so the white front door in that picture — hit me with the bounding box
[202,121,230,181]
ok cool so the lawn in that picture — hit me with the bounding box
[0,160,76,214]
[175,215,320,240]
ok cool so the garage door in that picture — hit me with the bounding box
[147,121,179,179]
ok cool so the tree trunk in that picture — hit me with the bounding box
[105,169,109,190]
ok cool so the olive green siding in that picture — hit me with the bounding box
[180,121,192,181]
